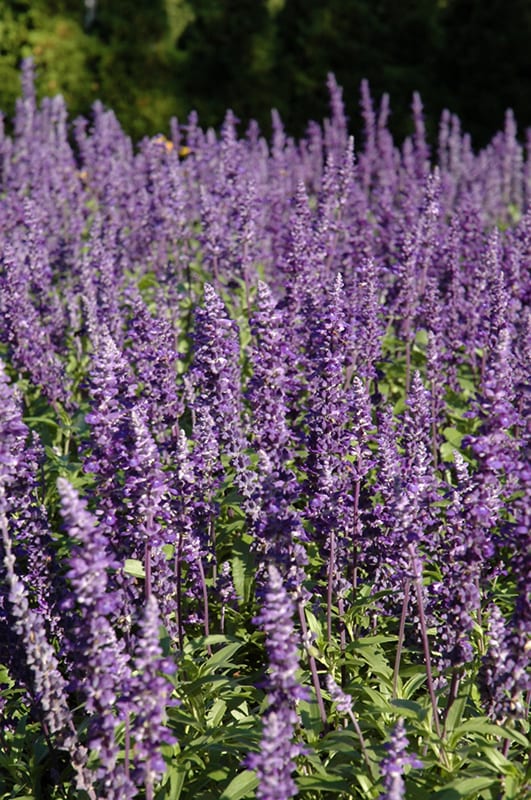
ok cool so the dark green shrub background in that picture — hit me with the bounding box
[1,0,530,145]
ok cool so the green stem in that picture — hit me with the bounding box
[442,668,462,737]
[327,529,335,643]
[298,601,327,727]
[408,545,442,740]
[393,580,410,698]
[198,557,212,656]
[174,533,184,652]
[347,708,372,771]
[144,542,152,600]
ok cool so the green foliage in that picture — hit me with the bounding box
[0,1,102,124]
[0,0,191,138]
[164,634,262,799]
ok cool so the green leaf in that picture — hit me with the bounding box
[314,729,365,753]
[390,698,428,721]
[207,767,230,782]
[432,775,497,798]
[296,773,351,792]
[451,718,529,748]
[304,607,323,640]
[355,774,374,795]
[124,558,145,579]
[361,685,392,711]
[298,696,325,741]
[4,796,35,800]
[159,765,186,800]
[441,691,467,734]
[401,671,427,698]
[206,698,227,727]
[231,535,254,604]
[197,634,236,648]
[348,640,393,680]
[473,748,512,773]
[443,427,464,448]
[23,415,59,429]
[203,643,243,671]
[219,769,258,800]
[440,442,457,462]
[162,543,174,560]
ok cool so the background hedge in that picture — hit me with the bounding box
[1,0,530,145]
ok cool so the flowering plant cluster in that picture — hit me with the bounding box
[0,61,529,799]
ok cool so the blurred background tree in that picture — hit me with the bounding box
[1,0,530,147]
[438,0,531,144]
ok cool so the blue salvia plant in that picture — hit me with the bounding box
[0,60,529,799]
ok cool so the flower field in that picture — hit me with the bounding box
[0,62,529,799]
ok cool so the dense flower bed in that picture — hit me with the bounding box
[0,61,529,799]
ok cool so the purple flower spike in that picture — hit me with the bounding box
[191,283,243,454]
[0,359,58,662]
[131,595,176,794]
[127,406,171,549]
[83,329,139,547]
[191,283,256,509]
[379,719,422,800]
[124,288,183,438]
[479,603,531,722]
[1,502,95,797]
[254,565,307,703]
[247,705,303,800]
[247,281,306,581]
[324,73,348,164]
[249,565,307,800]
[58,477,134,798]
[326,675,352,714]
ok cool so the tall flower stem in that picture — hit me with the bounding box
[146,775,154,800]
[197,558,212,655]
[347,708,372,772]
[430,388,439,468]
[174,533,184,651]
[337,596,347,670]
[209,516,217,584]
[249,565,308,800]
[351,478,361,593]
[124,713,131,780]
[408,545,442,741]
[327,676,371,771]
[327,529,335,642]
[144,542,152,599]
[404,319,412,394]
[298,601,327,726]
[441,669,463,737]
[393,581,411,698]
